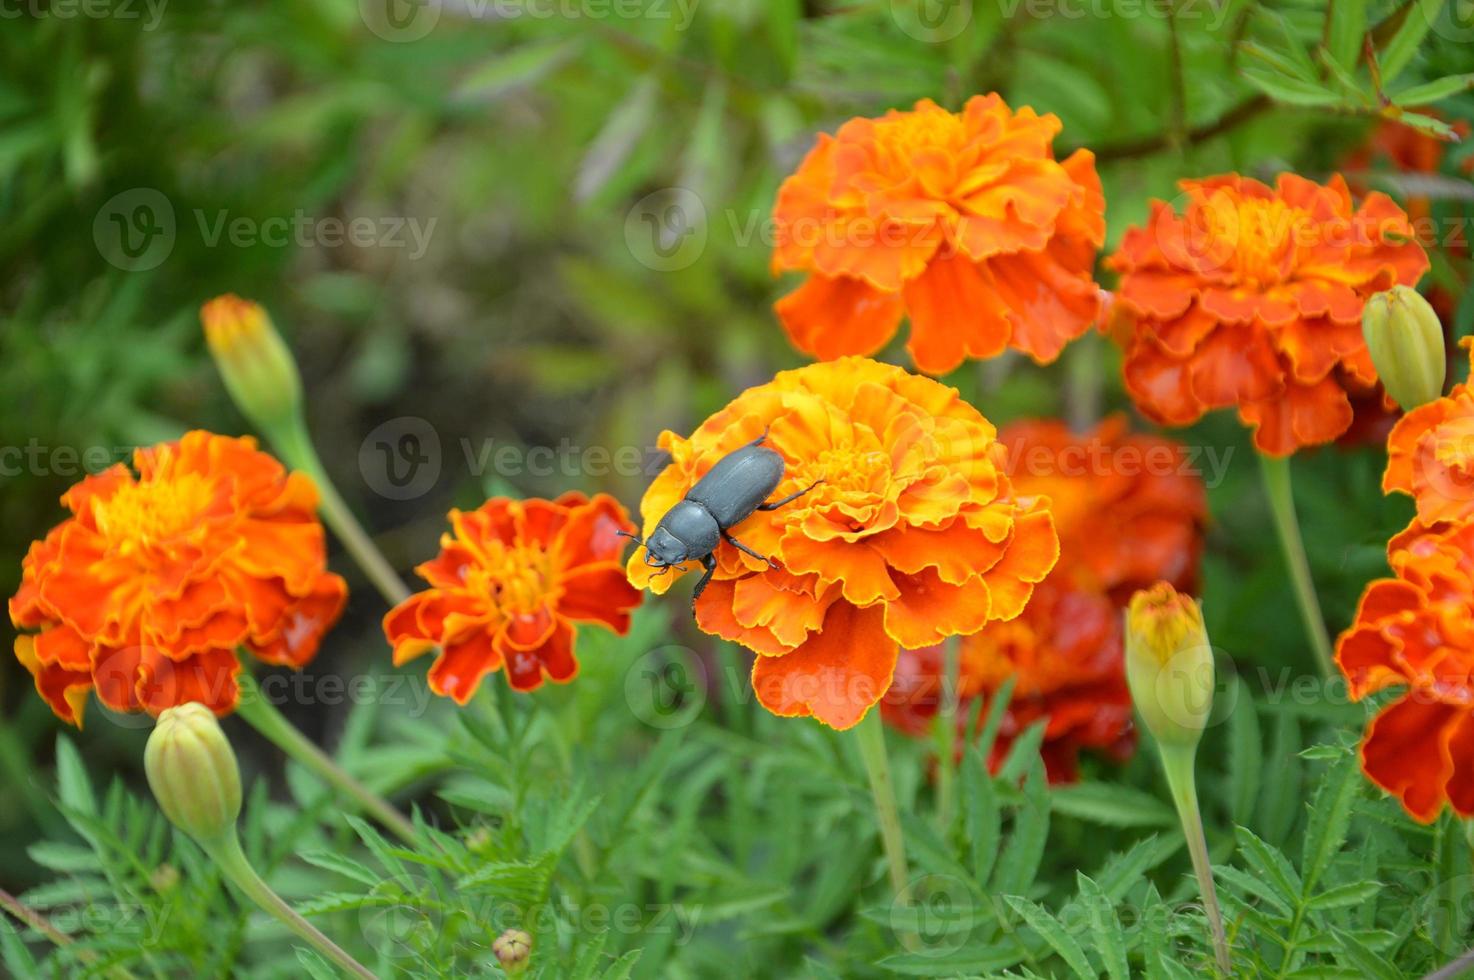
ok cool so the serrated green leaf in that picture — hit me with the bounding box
[1005,897,1094,980]
[1330,927,1401,978]
[1307,880,1384,911]
[1328,0,1369,68]
[1241,68,1345,106]
[1301,751,1360,892]
[963,746,1000,886]
[1077,874,1129,980]
[1235,826,1303,906]
[298,850,381,888]
[0,917,40,980]
[990,761,1049,896]
[600,950,642,980]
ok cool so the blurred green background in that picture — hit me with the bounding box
[2,0,1471,890]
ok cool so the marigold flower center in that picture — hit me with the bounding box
[1205,194,1306,289]
[473,540,554,616]
[92,473,215,556]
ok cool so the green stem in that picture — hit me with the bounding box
[1161,744,1232,975]
[1258,454,1335,679]
[234,672,417,845]
[934,636,961,835]
[856,710,912,906]
[270,416,411,606]
[207,832,376,979]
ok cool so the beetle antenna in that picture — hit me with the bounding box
[616,529,644,546]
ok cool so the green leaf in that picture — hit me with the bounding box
[1235,826,1304,906]
[25,841,100,873]
[453,39,580,102]
[600,950,642,980]
[1077,874,1129,980]
[298,850,381,888]
[1330,927,1401,979]
[1379,0,1446,83]
[1241,68,1345,107]
[963,746,1000,886]
[990,760,1049,896]
[293,947,339,980]
[876,939,1030,975]
[0,917,40,980]
[1229,682,1263,827]
[1005,896,1095,980]
[1394,110,1461,140]
[1216,864,1294,918]
[1327,0,1369,68]
[1307,880,1384,911]
[574,74,659,202]
[1392,73,1474,106]
[1049,782,1176,828]
[1301,751,1360,892]
[54,734,95,819]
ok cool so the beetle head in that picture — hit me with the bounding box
[643,525,689,568]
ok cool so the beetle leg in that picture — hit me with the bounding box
[722,530,779,570]
[740,426,771,450]
[690,553,718,606]
[757,478,824,511]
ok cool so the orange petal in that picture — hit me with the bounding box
[750,603,896,730]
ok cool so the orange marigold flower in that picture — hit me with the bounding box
[626,357,1059,730]
[1109,173,1429,456]
[882,580,1134,782]
[385,493,641,702]
[1336,519,1474,822]
[882,417,1207,779]
[9,431,347,725]
[1385,340,1474,527]
[771,94,1105,375]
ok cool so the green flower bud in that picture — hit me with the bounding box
[145,702,242,843]
[492,928,531,973]
[1124,582,1215,750]
[200,294,304,432]
[1364,285,1446,412]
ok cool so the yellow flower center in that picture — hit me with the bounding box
[1198,192,1309,289]
[93,473,216,555]
[472,540,555,617]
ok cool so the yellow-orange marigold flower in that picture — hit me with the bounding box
[771,94,1105,375]
[1385,341,1474,527]
[385,493,642,702]
[1336,519,1474,822]
[9,431,347,725]
[1109,173,1429,456]
[626,356,1060,730]
[882,417,1207,779]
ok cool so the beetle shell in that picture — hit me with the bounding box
[685,445,785,529]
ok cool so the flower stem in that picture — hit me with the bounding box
[1258,454,1335,678]
[270,416,411,606]
[234,671,417,845]
[934,635,961,835]
[856,710,912,906]
[206,831,377,979]
[1160,744,1231,975]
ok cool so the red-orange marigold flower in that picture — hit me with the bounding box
[771,94,1105,375]
[1385,341,1474,527]
[9,431,347,725]
[1336,519,1474,822]
[882,417,1207,779]
[1109,173,1429,456]
[385,493,641,703]
[626,357,1060,730]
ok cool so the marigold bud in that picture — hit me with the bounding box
[1124,582,1214,749]
[492,928,531,973]
[1363,285,1446,412]
[144,702,242,843]
[200,294,303,431]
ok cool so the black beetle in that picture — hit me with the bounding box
[622,430,822,604]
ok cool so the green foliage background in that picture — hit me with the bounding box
[2,0,1474,976]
